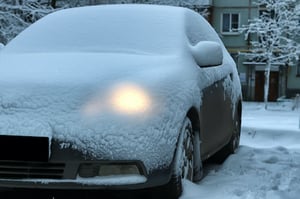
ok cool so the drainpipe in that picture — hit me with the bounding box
[294,94,300,129]
[247,0,252,47]
[297,94,300,129]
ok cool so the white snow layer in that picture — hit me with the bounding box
[181,101,300,199]
[15,174,147,186]
[0,4,240,173]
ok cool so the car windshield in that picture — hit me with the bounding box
[4,5,185,55]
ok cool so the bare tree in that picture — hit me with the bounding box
[50,0,56,8]
[241,0,300,109]
[0,0,56,44]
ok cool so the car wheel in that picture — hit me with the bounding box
[167,117,202,199]
[230,117,241,153]
[226,106,241,154]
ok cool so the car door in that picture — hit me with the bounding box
[200,73,234,160]
[184,11,236,159]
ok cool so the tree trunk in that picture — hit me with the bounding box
[50,0,56,8]
[264,62,271,110]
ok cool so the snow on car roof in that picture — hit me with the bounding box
[3,4,187,54]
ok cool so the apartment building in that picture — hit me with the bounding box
[209,0,300,101]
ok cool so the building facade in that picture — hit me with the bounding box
[210,0,300,101]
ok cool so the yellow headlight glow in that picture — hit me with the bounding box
[82,83,152,117]
[110,83,151,114]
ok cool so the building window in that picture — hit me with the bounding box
[222,13,240,33]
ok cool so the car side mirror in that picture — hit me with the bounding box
[191,41,223,68]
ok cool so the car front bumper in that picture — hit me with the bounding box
[0,138,174,193]
[0,161,172,192]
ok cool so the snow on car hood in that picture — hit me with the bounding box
[0,52,204,172]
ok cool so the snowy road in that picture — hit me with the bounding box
[181,101,300,199]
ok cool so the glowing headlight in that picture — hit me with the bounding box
[82,83,151,116]
[109,83,151,114]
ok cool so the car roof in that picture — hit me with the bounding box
[3,4,194,54]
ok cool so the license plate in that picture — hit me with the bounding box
[0,135,49,162]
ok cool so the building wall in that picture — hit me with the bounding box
[212,0,256,51]
[287,65,300,97]
[286,1,300,98]
[212,0,300,101]
[212,0,258,100]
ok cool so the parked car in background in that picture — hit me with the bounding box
[0,4,242,199]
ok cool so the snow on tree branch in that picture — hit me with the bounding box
[0,0,54,44]
[240,0,300,109]
[241,0,299,65]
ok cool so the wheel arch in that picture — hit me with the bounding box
[235,98,242,128]
[186,106,203,181]
[186,106,200,133]
[238,99,242,120]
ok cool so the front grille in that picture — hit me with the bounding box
[0,161,65,179]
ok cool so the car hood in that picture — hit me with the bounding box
[0,52,202,172]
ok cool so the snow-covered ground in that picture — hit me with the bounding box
[181,101,300,199]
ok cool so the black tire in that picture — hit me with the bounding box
[167,117,203,199]
[229,113,241,154]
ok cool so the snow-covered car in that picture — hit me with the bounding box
[0,4,242,199]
